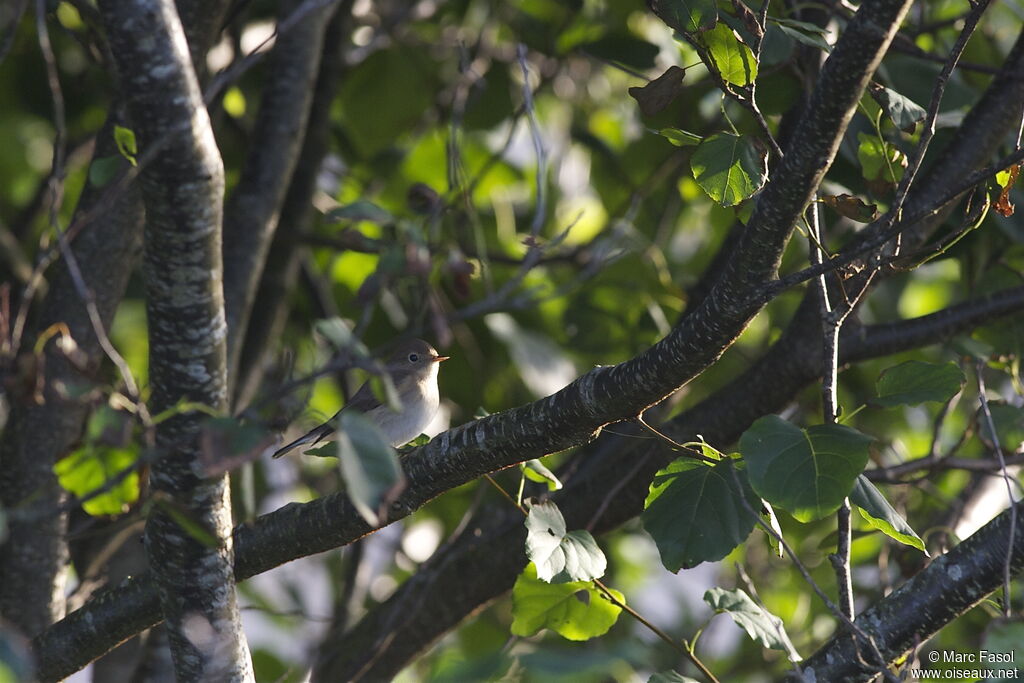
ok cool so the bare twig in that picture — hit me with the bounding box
[516,44,548,237]
[975,363,1017,618]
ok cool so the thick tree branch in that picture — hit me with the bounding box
[221,0,338,389]
[96,0,251,679]
[315,286,1024,681]
[794,501,1024,682]
[233,4,352,409]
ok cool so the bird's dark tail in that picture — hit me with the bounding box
[271,422,335,458]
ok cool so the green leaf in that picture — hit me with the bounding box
[336,411,405,526]
[857,132,907,185]
[54,446,139,516]
[88,155,122,187]
[325,200,394,225]
[691,133,768,207]
[704,587,801,660]
[701,24,758,87]
[874,360,965,407]
[850,476,926,552]
[978,403,1024,452]
[648,0,717,34]
[113,125,137,166]
[526,500,606,582]
[774,24,831,52]
[740,416,873,522]
[656,127,703,147]
[642,459,760,571]
[511,563,623,641]
[649,672,700,683]
[153,498,218,547]
[868,83,926,132]
[770,18,831,53]
[523,459,563,490]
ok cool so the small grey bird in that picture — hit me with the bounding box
[272,339,449,458]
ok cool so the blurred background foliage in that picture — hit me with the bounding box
[2,0,1024,680]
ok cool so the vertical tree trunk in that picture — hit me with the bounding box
[96,0,252,679]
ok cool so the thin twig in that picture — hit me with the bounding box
[975,363,1017,618]
[516,44,547,237]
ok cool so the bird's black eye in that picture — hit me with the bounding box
[408,353,419,363]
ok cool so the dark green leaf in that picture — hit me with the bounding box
[511,563,623,640]
[88,155,121,187]
[701,24,757,87]
[774,24,831,52]
[642,459,759,571]
[337,411,405,526]
[704,587,801,660]
[868,83,926,132]
[850,476,926,552]
[648,0,717,34]
[740,416,873,522]
[691,133,768,207]
[874,360,965,407]
[526,500,606,582]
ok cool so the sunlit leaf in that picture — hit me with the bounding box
[701,24,757,87]
[691,133,768,207]
[657,127,703,147]
[526,500,606,582]
[113,125,137,166]
[874,360,965,407]
[642,459,759,571]
[850,476,926,552]
[523,459,563,490]
[740,416,872,522]
[704,587,801,660]
[511,563,623,641]
[54,446,139,516]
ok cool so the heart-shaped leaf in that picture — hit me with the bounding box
[691,133,767,207]
[701,24,757,87]
[740,416,872,522]
[642,459,760,571]
[511,563,623,641]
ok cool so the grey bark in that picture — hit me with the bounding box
[96,0,251,680]
[221,0,337,390]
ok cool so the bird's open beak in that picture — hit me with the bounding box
[433,355,450,363]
